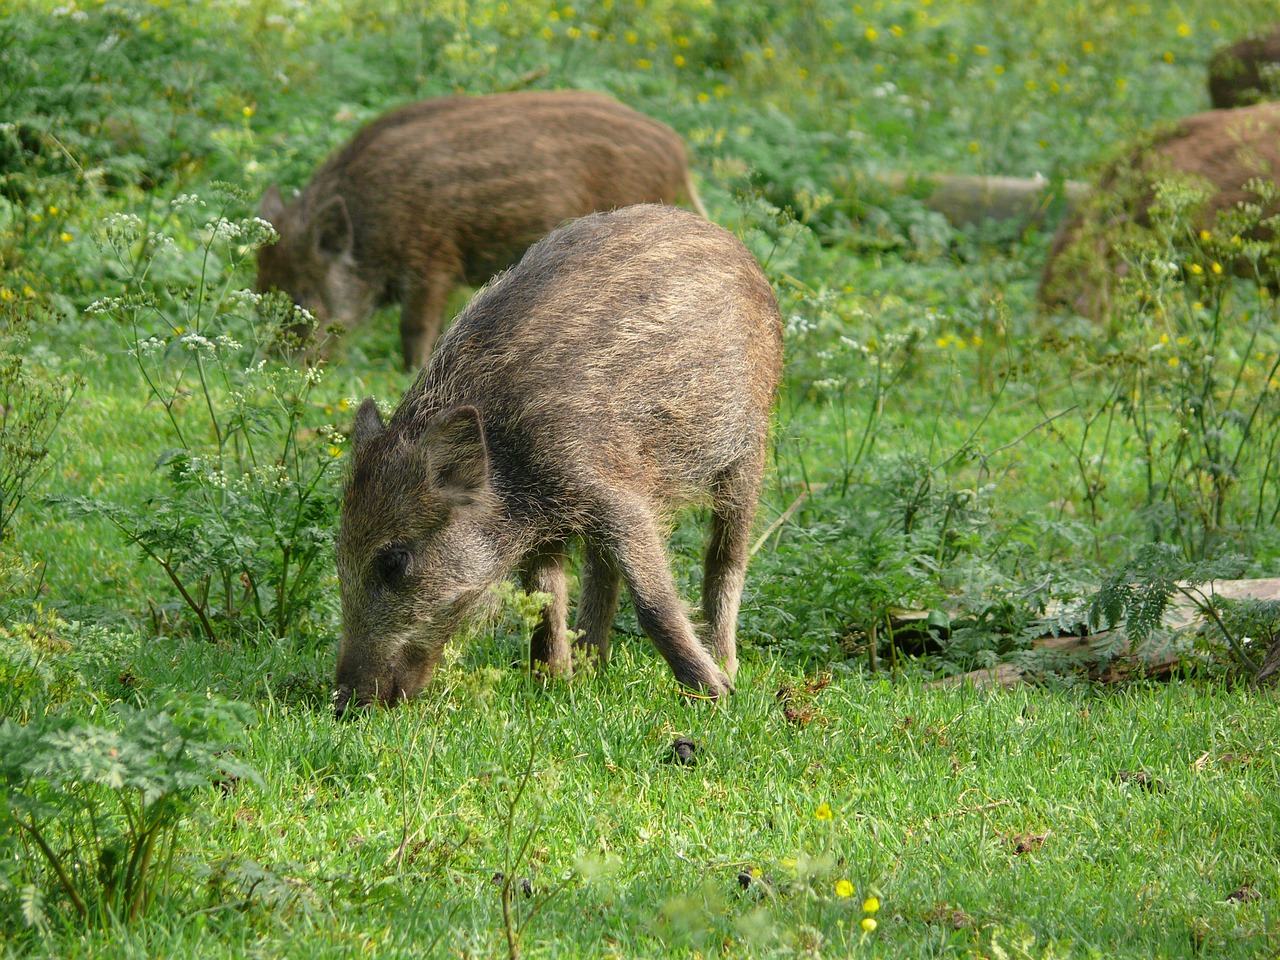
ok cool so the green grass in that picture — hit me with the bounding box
[18,629,1280,958]
[4,0,1280,955]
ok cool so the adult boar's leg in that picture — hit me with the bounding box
[520,542,572,676]
[701,458,764,681]
[399,272,454,371]
[574,541,622,667]
[597,495,733,698]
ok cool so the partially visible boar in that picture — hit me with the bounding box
[1209,25,1280,110]
[333,205,782,713]
[1039,102,1280,321]
[255,90,708,370]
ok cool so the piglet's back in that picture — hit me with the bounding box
[397,204,783,506]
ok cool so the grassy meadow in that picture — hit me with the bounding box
[3,0,1280,956]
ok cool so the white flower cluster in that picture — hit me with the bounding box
[171,194,206,210]
[227,290,264,314]
[85,296,123,316]
[102,212,144,247]
[180,332,217,355]
[210,217,244,242]
[785,313,815,338]
[130,336,166,358]
[241,217,280,248]
[838,335,871,356]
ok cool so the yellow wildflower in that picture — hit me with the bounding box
[974,44,989,56]
[865,27,878,41]
[815,802,833,821]
[864,896,880,913]
[1176,22,1191,37]
[835,879,854,898]
[1211,262,1223,275]
[1189,263,1203,275]
[861,917,877,932]
[60,232,73,243]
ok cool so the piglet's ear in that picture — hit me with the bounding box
[259,184,287,226]
[309,195,354,258]
[424,406,489,505]
[351,397,385,454]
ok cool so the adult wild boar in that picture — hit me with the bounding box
[1039,102,1280,321]
[333,205,782,713]
[255,90,708,370]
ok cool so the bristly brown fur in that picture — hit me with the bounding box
[334,205,782,713]
[256,90,708,370]
[1039,102,1280,320]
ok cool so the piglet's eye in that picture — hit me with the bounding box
[373,545,412,587]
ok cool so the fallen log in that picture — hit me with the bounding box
[875,172,1088,228]
[933,577,1280,689]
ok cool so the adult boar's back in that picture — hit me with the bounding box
[334,205,782,713]
[256,90,707,370]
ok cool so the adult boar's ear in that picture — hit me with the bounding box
[309,196,354,258]
[424,407,489,505]
[352,398,385,454]
[259,185,287,227]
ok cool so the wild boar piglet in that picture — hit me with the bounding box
[256,90,707,370]
[334,204,782,713]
